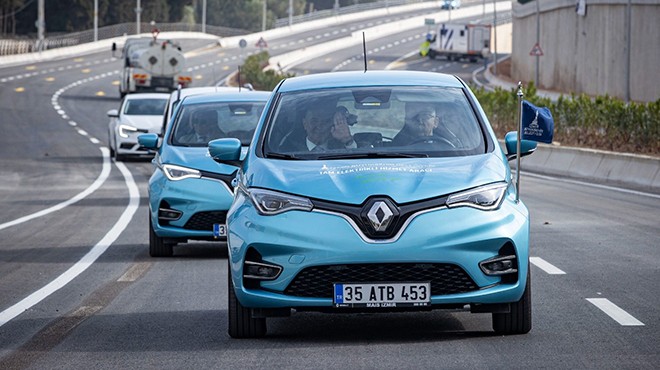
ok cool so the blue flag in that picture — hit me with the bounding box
[521,100,554,143]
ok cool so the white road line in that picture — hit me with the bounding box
[0,147,111,231]
[586,298,645,326]
[523,172,660,200]
[530,257,566,275]
[0,154,140,327]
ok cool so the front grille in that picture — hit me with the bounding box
[183,211,227,230]
[284,263,478,298]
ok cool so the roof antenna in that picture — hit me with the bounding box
[238,66,242,92]
[362,32,368,72]
[212,60,218,92]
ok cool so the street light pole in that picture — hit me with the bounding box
[262,0,267,32]
[288,0,293,27]
[136,0,141,35]
[535,0,540,87]
[202,0,207,34]
[94,0,98,42]
[37,0,44,51]
[493,0,497,75]
[625,0,631,102]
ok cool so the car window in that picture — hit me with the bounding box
[123,99,167,115]
[170,101,266,147]
[262,86,485,158]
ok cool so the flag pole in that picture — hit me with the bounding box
[516,81,523,203]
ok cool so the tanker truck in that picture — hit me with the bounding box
[114,32,192,97]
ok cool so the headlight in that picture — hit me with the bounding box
[246,188,313,215]
[446,182,508,211]
[118,124,138,138]
[161,164,201,181]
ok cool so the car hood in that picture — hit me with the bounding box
[244,153,509,204]
[121,115,163,131]
[160,145,248,175]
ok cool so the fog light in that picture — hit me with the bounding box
[243,261,282,280]
[158,208,182,221]
[479,255,517,276]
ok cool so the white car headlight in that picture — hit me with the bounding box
[446,182,508,211]
[246,188,313,215]
[118,124,138,138]
[161,164,201,181]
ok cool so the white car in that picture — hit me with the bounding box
[107,93,169,161]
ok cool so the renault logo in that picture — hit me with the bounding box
[367,201,394,232]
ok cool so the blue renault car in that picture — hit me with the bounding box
[139,90,270,257]
[209,71,537,338]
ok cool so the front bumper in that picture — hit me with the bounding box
[149,170,234,240]
[228,193,530,309]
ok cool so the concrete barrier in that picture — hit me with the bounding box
[518,144,660,194]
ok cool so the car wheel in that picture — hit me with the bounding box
[113,147,124,162]
[149,216,173,257]
[492,271,532,335]
[228,260,266,338]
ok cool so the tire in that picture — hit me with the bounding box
[492,271,532,335]
[113,144,125,162]
[149,216,173,257]
[228,260,266,338]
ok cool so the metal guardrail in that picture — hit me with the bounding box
[273,0,488,28]
[0,22,247,56]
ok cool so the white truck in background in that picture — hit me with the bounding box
[114,32,192,97]
[427,23,491,63]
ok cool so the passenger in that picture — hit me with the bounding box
[282,106,356,152]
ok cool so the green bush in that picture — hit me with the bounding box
[238,51,295,91]
[472,82,660,156]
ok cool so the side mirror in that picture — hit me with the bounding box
[504,131,537,161]
[138,133,159,150]
[209,138,242,166]
[107,109,119,118]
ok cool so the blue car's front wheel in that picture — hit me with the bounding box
[149,216,173,257]
[228,260,266,338]
[492,271,532,334]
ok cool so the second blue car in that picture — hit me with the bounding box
[139,90,270,257]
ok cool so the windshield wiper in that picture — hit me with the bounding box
[317,152,429,160]
[266,152,302,160]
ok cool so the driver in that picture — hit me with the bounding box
[392,104,439,145]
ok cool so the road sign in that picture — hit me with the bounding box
[239,39,247,48]
[529,42,544,56]
[255,37,268,49]
[424,18,435,26]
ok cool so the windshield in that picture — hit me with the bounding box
[262,86,486,159]
[123,99,167,115]
[170,101,266,147]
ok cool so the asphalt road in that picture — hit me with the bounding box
[0,4,658,369]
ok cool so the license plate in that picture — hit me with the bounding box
[213,224,227,238]
[333,282,430,308]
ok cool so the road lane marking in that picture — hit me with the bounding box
[117,262,152,282]
[586,298,644,326]
[530,257,566,275]
[0,153,140,327]
[0,148,111,232]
